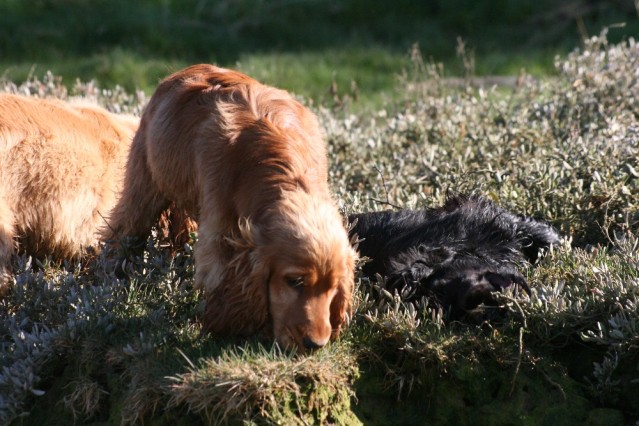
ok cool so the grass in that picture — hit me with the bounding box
[2,28,639,425]
[1,0,637,106]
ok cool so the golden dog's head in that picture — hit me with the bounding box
[202,191,356,353]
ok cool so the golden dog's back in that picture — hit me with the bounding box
[137,64,329,216]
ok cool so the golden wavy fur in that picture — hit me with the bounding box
[102,64,357,352]
[0,94,194,296]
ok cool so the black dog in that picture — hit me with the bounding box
[349,195,560,319]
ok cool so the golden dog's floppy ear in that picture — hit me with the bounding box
[330,283,353,338]
[330,256,356,339]
[201,219,271,338]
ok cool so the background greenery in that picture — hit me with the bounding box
[1,1,639,425]
[0,0,637,105]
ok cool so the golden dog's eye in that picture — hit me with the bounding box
[286,276,304,289]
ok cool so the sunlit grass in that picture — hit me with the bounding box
[1,43,563,115]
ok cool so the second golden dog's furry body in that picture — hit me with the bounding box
[0,94,138,294]
[103,65,356,352]
[0,94,195,296]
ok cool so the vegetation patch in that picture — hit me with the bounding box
[2,31,639,424]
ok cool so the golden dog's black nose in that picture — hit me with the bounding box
[302,336,325,350]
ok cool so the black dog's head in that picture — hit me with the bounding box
[387,259,530,320]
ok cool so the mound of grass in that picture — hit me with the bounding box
[2,30,639,424]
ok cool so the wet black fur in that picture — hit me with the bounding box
[349,195,560,319]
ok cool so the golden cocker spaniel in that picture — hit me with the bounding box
[102,64,357,352]
[0,94,194,296]
[0,94,138,294]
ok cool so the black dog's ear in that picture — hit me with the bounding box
[385,266,430,298]
[385,245,456,294]
[515,216,561,263]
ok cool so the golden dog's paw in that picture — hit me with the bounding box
[0,268,13,298]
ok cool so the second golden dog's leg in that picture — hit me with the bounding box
[104,136,169,246]
[0,197,15,296]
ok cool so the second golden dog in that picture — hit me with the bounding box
[0,94,195,296]
[0,94,139,295]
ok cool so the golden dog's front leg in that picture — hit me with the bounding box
[0,198,15,296]
[193,229,228,292]
[101,133,169,247]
